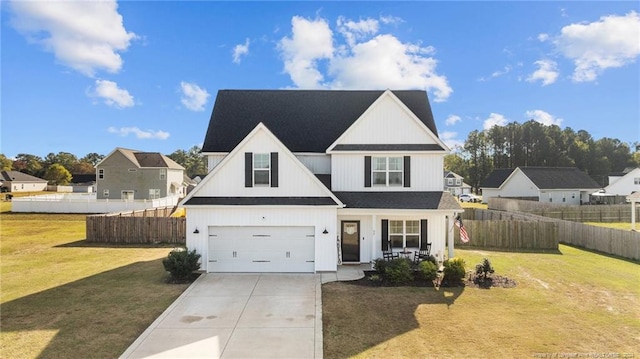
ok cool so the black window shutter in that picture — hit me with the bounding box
[404,156,411,187]
[270,152,278,187]
[420,219,428,249]
[364,156,371,187]
[245,152,253,187]
[381,219,389,251]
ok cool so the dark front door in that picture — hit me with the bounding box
[341,221,360,262]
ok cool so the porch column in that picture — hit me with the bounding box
[447,215,455,259]
[371,214,377,263]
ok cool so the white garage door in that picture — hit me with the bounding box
[207,226,315,273]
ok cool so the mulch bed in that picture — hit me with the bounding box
[346,270,516,288]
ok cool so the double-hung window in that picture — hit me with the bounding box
[149,189,160,199]
[372,157,403,186]
[635,177,640,185]
[98,169,104,179]
[159,169,166,180]
[389,220,420,248]
[253,153,270,186]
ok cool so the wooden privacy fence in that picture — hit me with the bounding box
[455,209,559,251]
[488,198,638,223]
[464,208,640,261]
[86,207,186,244]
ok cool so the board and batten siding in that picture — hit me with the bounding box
[207,154,227,172]
[295,154,331,174]
[198,130,330,197]
[331,153,444,191]
[336,94,438,145]
[186,207,338,271]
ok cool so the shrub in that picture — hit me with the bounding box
[163,247,201,282]
[424,254,438,266]
[383,258,413,284]
[443,257,466,284]
[475,258,495,280]
[373,258,387,274]
[416,260,438,281]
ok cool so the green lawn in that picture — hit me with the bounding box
[323,245,640,358]
[0,203,191,358]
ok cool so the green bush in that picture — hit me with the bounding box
[163,247,201,281]
[416,260,438,281]
[383,258,413,284]
[373,258,387,274]
[475,258,495,280]
[443,257,466,284]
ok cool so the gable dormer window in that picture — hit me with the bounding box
[245,152,279,188]
[253,153,270,186]
[373,157,403,186]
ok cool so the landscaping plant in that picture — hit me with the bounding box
[443,257,466,284]
[383,258,413,284]
[475,258,495,281]
[416,260,438,281]
[162,247,201,282]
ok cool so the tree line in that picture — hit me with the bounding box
[445,120,640,192]
[0,146,207,185]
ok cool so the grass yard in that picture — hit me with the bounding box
[323,245,639,358]
[0,203,191,358]
[585,222,634,231]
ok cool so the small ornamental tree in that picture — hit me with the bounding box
[44,163,72,185]
[475,258,495,281]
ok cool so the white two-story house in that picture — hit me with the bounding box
[180,90,462,273]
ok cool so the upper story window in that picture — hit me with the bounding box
[372,157,403,186]
[253,153,271,186]
[447,178,453,186]
[634,177,640,185]
[456,179,462,186]
[98,169,104,180]
[159,169,166,180]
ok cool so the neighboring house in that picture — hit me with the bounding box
[0,171,48,192]
[70,174,96,193]
[96,148,186,200]
[480,167,601,205]
[180,89,462,273]
[443,171,471,196]
[605,167,640,196]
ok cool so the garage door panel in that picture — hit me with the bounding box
[208,226,315,273]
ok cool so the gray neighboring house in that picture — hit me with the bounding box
[96,148,186,200]
[0,171,48,192]
[443,171,471,196]
[480,166,601,205]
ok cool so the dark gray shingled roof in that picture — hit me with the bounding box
[133,152,183,169]
[332,144,444,151]
[202,90,439,153]
[0,171,47,182]
[183,197,339,206]
[333,191,461,210]
[482,167,601,189]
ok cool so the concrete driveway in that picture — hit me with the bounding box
[121,273,322,359]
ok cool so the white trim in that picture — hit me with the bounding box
[180,122,345,208]
[326,90,450,153]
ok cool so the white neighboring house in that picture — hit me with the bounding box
[605,167,640,196]
[0,171,48,192]
[480,167,601,205]
[180,89,462,273]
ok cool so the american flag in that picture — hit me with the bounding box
[455,215,470,243]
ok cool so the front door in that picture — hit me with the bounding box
[341,221,360,262]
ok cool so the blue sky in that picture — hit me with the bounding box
[2,1,639,159]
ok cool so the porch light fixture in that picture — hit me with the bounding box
[323,228,329,234]
[193,228,200,234]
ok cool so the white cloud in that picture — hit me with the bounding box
[278,16,334,89]
[537,33,550,42]
[483,113,508,130]
[91,80,134,108]
[445,115,461,126]
[180,81,210,111]
[380,15,404,25]
[526,59,559,86]
[440,131,464,149]
[232,38,250,64]
[9,0,136,76]
[278,15,452,102]
[108,127,169,140]
[525,110,563,126]
[553,11,640,82]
